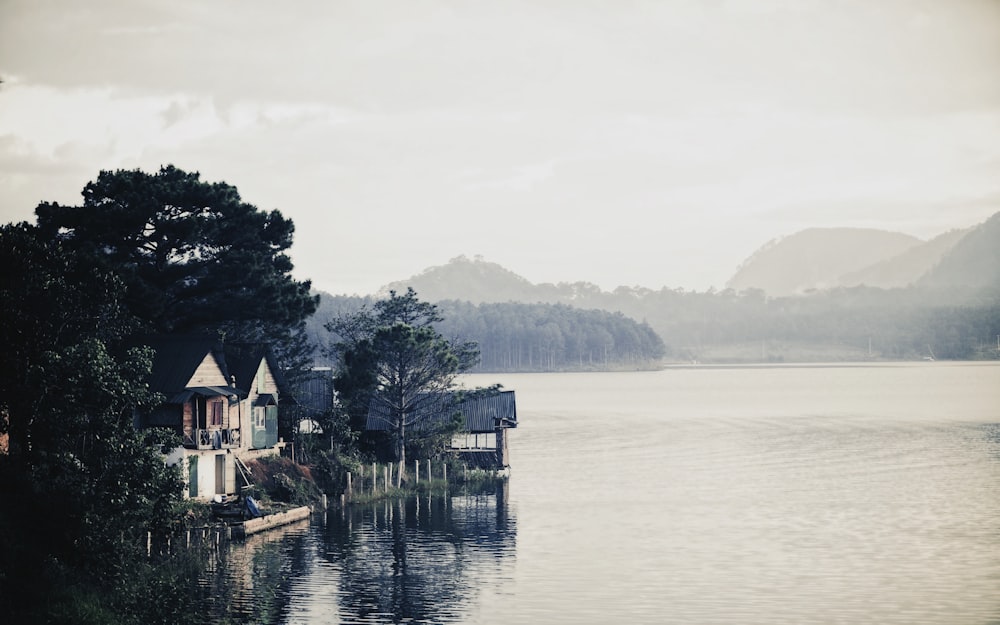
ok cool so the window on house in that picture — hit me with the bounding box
[254,407,265,428]
[210,400,224,427]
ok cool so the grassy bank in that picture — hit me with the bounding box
[243,454,508,510]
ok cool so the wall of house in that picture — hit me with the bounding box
[226,398,240,433]
[176,447,281,500]
[242,360,273,402]
[190,353,229,387]
[182,450,238,500]
[182,401,194,434]
[248,359,280,450]
[496,427,510,467]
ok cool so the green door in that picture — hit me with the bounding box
[188,457,198,498]
[215,454,225,495]
[265,405,278,447]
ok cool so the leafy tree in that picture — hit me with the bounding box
[0,223,186,621]
[0,222,139,463]
[326,289,480,465]
[0,339,184,624]
[34,165,319,357]
[32,165,322,461]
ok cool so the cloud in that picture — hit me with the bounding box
[1,0,998,293]
[3,0,998,116]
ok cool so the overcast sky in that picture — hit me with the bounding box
[2,0,998,295]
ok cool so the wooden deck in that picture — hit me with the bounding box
[230,505,312,538]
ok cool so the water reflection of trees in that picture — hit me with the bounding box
[193,519,314,624]
[322,482,516,623]
[191,484,515,624]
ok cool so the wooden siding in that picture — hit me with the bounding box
[246,358,279,450]
[182,401,194,445]
[190,353,229,387]
[255,360,278,396]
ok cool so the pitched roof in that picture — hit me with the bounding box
[366,390,517,433]
[135,335,288,403]
[223,341,293,400]
[138,334,231,394]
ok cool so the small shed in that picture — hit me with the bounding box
[366,390,517,469]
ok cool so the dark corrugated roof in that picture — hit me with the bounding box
[255,393,277,407]
[168,386,244,404]
[223,342,267,391]
[366,390,516,433]
[460,390,517,431]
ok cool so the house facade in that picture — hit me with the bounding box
[139,336,284,500]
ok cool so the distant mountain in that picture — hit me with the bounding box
[305,213,1000,365]
[837,227,971,289]
[726,228,922,296]
[917,211,1000,290]
[379,256,634,307]
[378,255,537,303]
[360,214,1000,305]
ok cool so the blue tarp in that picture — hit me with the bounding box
[245,495,262,518]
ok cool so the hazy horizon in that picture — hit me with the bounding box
[2,0,998,296]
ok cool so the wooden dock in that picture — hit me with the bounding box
[230,505,312,539]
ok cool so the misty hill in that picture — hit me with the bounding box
[837,227,971,289]
[725,228,922,296]
[379,255,617,305]
[379,255,536,303]
[380,213,1000,304]
[306,212,1000,366]
[917,211,1000,290]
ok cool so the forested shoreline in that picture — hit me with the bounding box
[608,285,1000,362]
[308,285,1000,368]
[310,295,667,371]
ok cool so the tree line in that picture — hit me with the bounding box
[310,295,667,371]
[440,281,1000,362]
[311,283,1000,367]
[600,285,1000,361]
[435,300,666,370]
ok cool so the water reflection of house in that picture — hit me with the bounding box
[330,488,515,622]
[136,335,288,500]
[365,390,517,469]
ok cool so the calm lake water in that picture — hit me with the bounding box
[203,362,1000,624]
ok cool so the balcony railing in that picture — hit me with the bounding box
[183,427,241,450]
